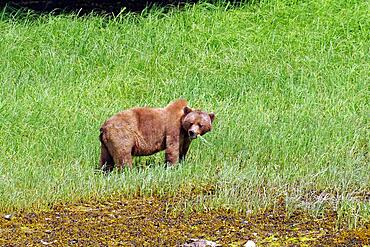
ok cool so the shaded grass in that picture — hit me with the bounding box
[0,0,369,228]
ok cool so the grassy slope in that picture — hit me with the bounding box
[0,0,369,227]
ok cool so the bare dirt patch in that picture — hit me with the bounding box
[1,197,369,246]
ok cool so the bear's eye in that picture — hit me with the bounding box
[199,124,203,128]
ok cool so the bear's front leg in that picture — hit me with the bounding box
[165,135,180,165]
[179,138,191,162]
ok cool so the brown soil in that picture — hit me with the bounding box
[0,197,369,246]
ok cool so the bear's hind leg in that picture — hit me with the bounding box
[114,150,133,170]
[104,130,134,170]
[100,144,114,172]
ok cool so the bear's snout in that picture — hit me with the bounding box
[188,130,198,139]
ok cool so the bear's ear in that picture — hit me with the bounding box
[183,106,192,115]
[209,113,215,122]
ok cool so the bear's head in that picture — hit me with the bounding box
[182,106,215,139]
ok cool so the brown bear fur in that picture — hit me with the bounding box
[99,99,215,171]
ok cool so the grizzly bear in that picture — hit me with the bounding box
[99,99,215,171]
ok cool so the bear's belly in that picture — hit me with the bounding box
[131,139,166,156]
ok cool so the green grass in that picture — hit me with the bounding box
[0,0,369,228]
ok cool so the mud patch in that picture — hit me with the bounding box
[0,197,369,246]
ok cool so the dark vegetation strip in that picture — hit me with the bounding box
[2,0,254,13]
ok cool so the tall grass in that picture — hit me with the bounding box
[0,0,369,227]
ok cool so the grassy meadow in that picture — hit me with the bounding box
[0,0,369,228]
